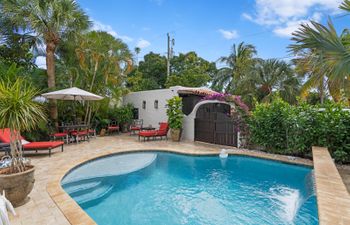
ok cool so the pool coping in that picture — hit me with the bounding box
[312,146,350,225]
[47,145,313,225]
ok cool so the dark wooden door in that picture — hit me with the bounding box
[194,103,237,147]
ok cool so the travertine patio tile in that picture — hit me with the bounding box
[313,146,350,225]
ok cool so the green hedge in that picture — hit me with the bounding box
[249,98,350,163]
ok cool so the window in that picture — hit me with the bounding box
[142,101,146,109]
[154,100,158,109]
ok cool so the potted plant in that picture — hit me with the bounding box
[0,78,46,206]
[116,104,134,133]
[166,96,184,141]
[99,119,110,136]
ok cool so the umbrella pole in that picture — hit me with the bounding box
[74,95,77,124]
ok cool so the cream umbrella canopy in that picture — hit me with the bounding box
[41,87,103,123]
[41,87,103,101]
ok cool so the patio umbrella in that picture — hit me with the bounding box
[41,87,103,101]
[42,87,103,123]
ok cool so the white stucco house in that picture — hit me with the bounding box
[123,86,238,147]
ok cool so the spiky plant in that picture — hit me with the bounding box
[0,78,46,173]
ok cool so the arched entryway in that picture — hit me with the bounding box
[194,102,238,146]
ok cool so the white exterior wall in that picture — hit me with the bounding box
[123,87,180,128]
[123,88,230,142]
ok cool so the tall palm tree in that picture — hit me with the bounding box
[290,0,350,102]
[240,59,301,104]
[212,42,257,93]
[134,47,141,66]
[1,0,90,123]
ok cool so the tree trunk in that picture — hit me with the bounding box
[319,76,325,104]
[46,42,58,126]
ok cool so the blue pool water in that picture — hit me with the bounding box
[61,152,318,225]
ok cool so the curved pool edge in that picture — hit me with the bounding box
[46,146,314,225]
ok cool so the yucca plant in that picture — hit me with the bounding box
[0,78,46,173]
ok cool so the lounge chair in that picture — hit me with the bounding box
[138,122,169,141]
[0,128,64,157]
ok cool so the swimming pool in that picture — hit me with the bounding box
[61,152,318,225]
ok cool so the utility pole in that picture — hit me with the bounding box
[167,33,175,76]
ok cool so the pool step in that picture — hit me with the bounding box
[74,184,114,205]
[64,180,102,195]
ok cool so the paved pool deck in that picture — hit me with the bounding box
[3,135,349,225]
[312,147,350,225]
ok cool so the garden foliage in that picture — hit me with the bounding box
[249,98,350,163]
[166,96,184,129]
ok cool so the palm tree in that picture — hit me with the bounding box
[212,42,257,93]
[134,47,141,66]
[290,0,350,102]
[0,77,46,173]
[1,0,90,123]
[239,59,301,104]
[293,51,328,103]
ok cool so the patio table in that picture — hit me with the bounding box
[58,124,89,131]
[58,124,90,143]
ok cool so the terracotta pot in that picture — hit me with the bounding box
[171,129,182,142]
[0,166,35,207]
[100,128,106,136]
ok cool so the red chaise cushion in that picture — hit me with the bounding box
[139,130,157,137]
[23,141,63,150]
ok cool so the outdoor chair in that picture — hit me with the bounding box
[0,128,64,157]
[130,119,143,135]
[138,122,169,141]
[155,122,169,140]
[71,129,89,144]
[88,127,97,138]
[107,121,120,135]
[50,131,69,144]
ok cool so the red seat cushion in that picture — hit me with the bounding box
[108,126,119,131]
[156,130,168,136]
[52,132,68,137]
[23,141,64,150]
[71,131,88,136]
[139,130,157,137]
[0,128,12,143]
[130,126,141,131]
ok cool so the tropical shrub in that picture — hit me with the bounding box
[0,78,46,173]
[114,104,134,126]
[166,96,184,129]
[249,98,350,163]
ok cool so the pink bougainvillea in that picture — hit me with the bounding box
[202,93,250,113]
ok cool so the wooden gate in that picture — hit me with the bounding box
[194,103,237,147]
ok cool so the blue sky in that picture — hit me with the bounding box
[77,0,348,63]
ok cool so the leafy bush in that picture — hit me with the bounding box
[249,98,350,163]
[166,96,184,129]
[114,104,134,125]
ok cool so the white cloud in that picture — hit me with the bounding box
[218,29,239,40]
[136,38,151,49]
[92,20,133,42]
[243,0,342,38]
[273,12,322,37]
